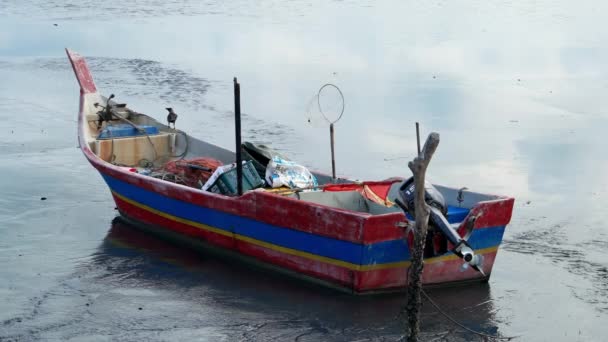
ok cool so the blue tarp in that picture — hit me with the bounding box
[97,124,159,139]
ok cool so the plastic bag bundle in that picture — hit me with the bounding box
[265,156,318,189]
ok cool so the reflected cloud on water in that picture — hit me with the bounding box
[2,0,608,339]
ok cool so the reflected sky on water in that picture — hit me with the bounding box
[1,1,608,340]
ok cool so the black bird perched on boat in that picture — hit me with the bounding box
[166,107,178,129]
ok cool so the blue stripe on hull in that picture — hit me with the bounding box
[467,226,506,250]
[363,239,411,264]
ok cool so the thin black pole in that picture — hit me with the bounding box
[234,77,243,196]
[415,122,421,157]
[330,123,336,180]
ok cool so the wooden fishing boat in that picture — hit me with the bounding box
[66,49,514,294]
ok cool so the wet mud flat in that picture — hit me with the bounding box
[2,1,608,341]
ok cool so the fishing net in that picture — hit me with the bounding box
[305,83,345,127]
[160,157,223,187]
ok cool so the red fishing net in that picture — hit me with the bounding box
[162,157,223,187]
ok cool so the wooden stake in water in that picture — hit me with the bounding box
[405,129,440,342]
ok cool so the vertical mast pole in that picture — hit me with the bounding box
[234,77,243,196]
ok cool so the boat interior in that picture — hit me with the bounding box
[82,94,499,221]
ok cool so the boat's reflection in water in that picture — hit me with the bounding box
[95,217,500,340]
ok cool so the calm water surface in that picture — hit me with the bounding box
[1,1,607,341]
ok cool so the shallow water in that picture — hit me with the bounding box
[1,1,607,341]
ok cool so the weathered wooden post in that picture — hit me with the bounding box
[405,130,440,342]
